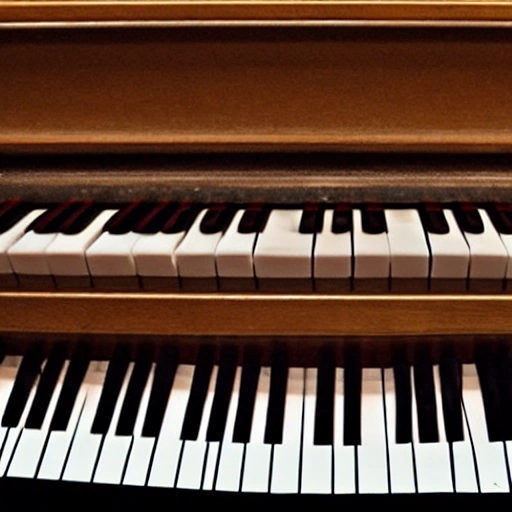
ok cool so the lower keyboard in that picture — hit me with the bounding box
[1,343,512,504]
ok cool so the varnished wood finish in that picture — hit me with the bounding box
[1,24,512,153]
[1,291,512,336]
[1,1,512,23]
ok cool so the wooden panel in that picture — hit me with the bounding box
[1,25,512,153]
[1,291,512,336]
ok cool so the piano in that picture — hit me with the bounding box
[1,0,512,508]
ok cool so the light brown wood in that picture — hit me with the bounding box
[1,1,512,23]
[1,291,512,336]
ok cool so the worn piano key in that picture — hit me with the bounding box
[200,204,237,234]
[419,204,450,235]
[454,204,484,234]
[237,205,269,234]
[299,204,324,234]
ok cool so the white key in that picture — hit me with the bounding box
[8,360,69,478]
[253,210,313,278]
[37,382,88,480]
[8,231,57,276]
[352,209,390,279]
[314,209,351,279]
[174,209,225,278]
[385,209,430,280]
[215,210,257,278]
[411,366,453,493]
[148,364,194,488]
[271,368,304,494]
[0,357,23,458]
[86,231,140,276]
[334,368,356,494]
[215,368,244,491]
[0,209,45,276]
[0,357,42,477]
[301,368,332,494]
[62,362,108,482]
[177,366,218,489]
[462,364,509,492]
[242,367,271,493]
[132,232,185,277]
[45,210,117,276]
[93,363,135,484]
[383,368,415,493]
[122,364,156,486]
[464,209,508,279]
[428,209,470,279]
[359,368,388,493]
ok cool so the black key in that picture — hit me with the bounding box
[493,346,512,440]
[134,202,178,234]
[232,349,261,443]
[343,351,361,446]
[116,347,153,436]
[141,346,179,438]
[361,205,387,234]
[162,203,201,234]
[90,346,130,434]
[299,205,324,234]
[50,345,90,431]
[420,204,449,235]
[180,346,214,441]
[103,202,156,235]
[0,343,4,365]
[264,349,288,444]
[475,350,504,442]
[453,203,484,234]
[2,344,44,428]
[26,202,84,234]
[238,205,270,234]
[200,204,237,234]
[60,202,104,235]
[413,354,439,443]
[314,346,335,445]
[393,353,412,444]
[0,201,33,234]
[331,205,352,234]
[25,346,66,429]
[487,204,512,235]
[439,353,463,442]
[206,346,238,441]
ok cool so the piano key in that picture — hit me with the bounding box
[102,202,155,235]
[2,344,44,428]
[215,209,258,291]
[92,362,135,484]
[438,353,464,442]
[454,204,484,234]
[45,209,117,288]
[147,364,194,488]
[0,209,44,288]
[141,345,179,438]
[301,368,332,494]
[90,346,130,434]
[253,209,313,292]
[270,367,304,493]
[299,205,324,234]
[215,367,244,491]
[232,349,260,443]
[264,349,288,444]
[314,208,351,292]
[133,202,178,234]
[455,206,508,291]
[237,205,269,234]
[419,204,449,235]
[490,205,512,289]
[411,364,453,493]
[62,361,109,482]
[383,368,415,493]
[425,208,470,292]
[462,364,509,492]
[200,204,236,234]
[176,365,218,489]
[122,363,156,486]
[314,345,335,446]
[7,360,69,478]
[385,208,430,292]
[343,351,361,446]
[361,205,387,234]
[331,204,353,234]
[333,368,356,494]
[494,346,512,439]
[241,366,271,493]
[174,208,227,291]
[352,208,390,292]
[358,368,388,493]
[393,353,412,444]
[0,201,33,234]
